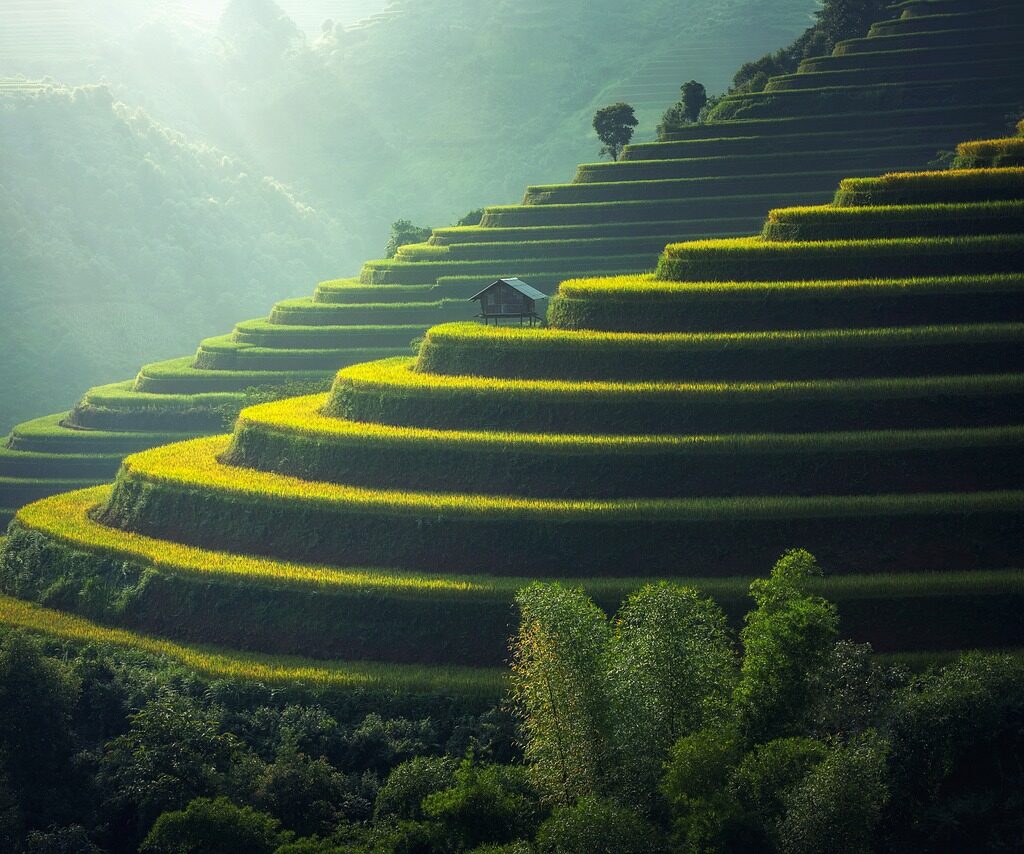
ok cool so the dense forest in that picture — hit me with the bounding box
[0,553,1020,853]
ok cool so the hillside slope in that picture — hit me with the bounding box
[2,0,1021,528]
[0,81,356,433]
[1,0,817,244]
[3,124,1022,688]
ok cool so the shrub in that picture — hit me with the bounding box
[139,797,285,854]
[375,756,457,824]
[534,796,664,854]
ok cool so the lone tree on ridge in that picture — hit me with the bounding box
[679,80,707,122]
[593,102,638,161]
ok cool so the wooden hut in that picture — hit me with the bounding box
[469,278,548,326]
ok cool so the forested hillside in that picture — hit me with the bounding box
[4,0,818,243]
[0,83,355,433]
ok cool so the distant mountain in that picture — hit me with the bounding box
[0,82,356,432]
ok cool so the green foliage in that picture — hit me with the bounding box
[421,761,542,852]
[386,221,434,260]
[375,757,457,824]
[657,80,707,137]
[605,584,737,804]
[592,103,638,162]
[97,692,242,840]
[139,796,286,854]
[0,631,81,824]
[775,736,889,854]
[456,209,485,227]
[510,584,611,804]
[733,550,839,746]
[511,582,741,811]
[534,796,664,854]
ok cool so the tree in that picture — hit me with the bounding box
[384,220,432,258]
[592,103,638,161]
[422,761,542,852]
[604,584,737,805]
[510,584,611,804]
[97,692,241,842]
[679,81,707,123]
[0,632,81,822]
[776,737,889,854]
[374,756,457,824]
[535,796,664,854]
[139,797,285,854]
[732,550,839,746]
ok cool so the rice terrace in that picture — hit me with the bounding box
[0,0,1022,851]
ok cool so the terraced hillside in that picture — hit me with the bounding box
[3,128,1022,688]
[1,0,1022,529]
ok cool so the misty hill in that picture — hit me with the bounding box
[0,82,356,433]
[1,0,817,249]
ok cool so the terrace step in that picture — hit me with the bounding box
[761,200,1024,241]
[661,102,1019,141]
[94,436,1024,579]
[228,394,1024,500]
[548,273,1024,333]
[4,412,197,454]
[413,320,1024,382]
[573,144,944,183]
[7,490,1022,660]
[65,381,243,432]
[231,321,430,348]
[194,338,411,372]
[655,235,1024,282]
[132,356,334,394]
[479,192,833,227]
[767,56,1022,93]
[0,588,503,694]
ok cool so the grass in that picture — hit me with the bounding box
[226,395,1024,499]
[107,435,1024,525]
[655,235,1024,282]
[478,192,826,227]
[834,167,1024,205]
[954,137,1024,169]
[761,201,1024,241]
[4,489,1022,662]
[415,320,1024,381]
[522,170,858,206]
[233,320,431,347]
[766,57,1022,93]
[358,254,655,285]
[833,23,1024,55]
[0,593,506,697]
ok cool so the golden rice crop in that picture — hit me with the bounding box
[239,394,1024,457]
[113,435,1024,522]
[0,593,506,696]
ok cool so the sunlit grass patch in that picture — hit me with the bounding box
[0,593,506,697]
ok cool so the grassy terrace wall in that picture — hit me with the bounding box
[4,131,1024,683]
[3,3,1024,687]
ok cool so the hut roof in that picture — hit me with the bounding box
[469,278,548,302]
